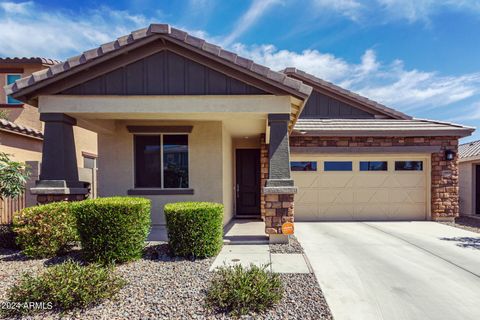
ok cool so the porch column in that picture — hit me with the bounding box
[263,114,296,244]
[30,113,89,204]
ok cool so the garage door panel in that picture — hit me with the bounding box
[291,154,428,221]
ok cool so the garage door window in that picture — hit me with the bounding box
[395,161,423,171]
[360,161,388,171]
[291,161,317,171]
[324,161,352,171]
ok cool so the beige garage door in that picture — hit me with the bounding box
[291,154,430,221]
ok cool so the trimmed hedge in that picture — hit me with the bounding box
[72,197,151,264]
[164,202,223,258]
[3,260,126,316]
[13,202,77,258]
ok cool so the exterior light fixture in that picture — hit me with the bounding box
[300,131,307,135]
[445,150,455,161]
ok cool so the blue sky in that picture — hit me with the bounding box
[1,0,480,142]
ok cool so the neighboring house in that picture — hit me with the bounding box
[458,140,480,216]
[0,58,98,224]
[4,24,474,242]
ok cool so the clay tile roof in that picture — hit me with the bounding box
[0,57,61,65]
[459,139,480,159]
[4,24,312,100]
[293,118,475,137]
[282,67,412,120]
[0,118,43,139]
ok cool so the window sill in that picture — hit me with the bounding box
[127,188,194,195]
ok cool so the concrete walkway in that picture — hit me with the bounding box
[296,221,480,320]
[210,244,311,273]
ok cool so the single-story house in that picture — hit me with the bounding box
[459,140,480,216]
[4,24,474,242]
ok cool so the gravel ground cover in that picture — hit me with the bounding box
[1,243,332,319]
[440,216,480,234]
[269,235,304,254]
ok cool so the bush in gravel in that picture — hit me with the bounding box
[0,224,19,249]
[2,260,126,316]
[164,202,223,258]
[13,202,78,258]
[72,197,151,264]
[207,264,283,316]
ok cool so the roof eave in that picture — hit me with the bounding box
[292,128,474,138]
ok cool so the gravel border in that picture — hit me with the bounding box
[1,243,332,319]
[269,235,304,254]
[439,216,480,234]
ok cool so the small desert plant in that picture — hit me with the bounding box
[0,109,9,120]
[72,197,151,264]
[0,152,30,199]
[3,260,126,316]
[165,202,223,258]
[206,264,283,316]
[13,202,78,258]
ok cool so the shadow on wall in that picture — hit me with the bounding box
[440,237,480,250]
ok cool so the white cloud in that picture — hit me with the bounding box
[231,43,480,114]
[312,0,363,20]
[222,0,282,46]
[0,2,150,59]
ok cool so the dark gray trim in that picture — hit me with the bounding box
[290,146,442,154]
[127,188,194,195]
[268,113,290,123]
[127,125,193,133]
[40,113,77,125]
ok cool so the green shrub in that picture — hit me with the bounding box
[206,264,283,316]
[164,202,223,258]
[72,197,151,264]
[3,260,126,316]
[13,202,77,258]
[0,224,19,249]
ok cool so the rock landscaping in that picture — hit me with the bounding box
[1,242,333,319]
[439,216,480,234]
[269,235,304,254]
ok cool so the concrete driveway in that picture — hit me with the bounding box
[296,221,480,320]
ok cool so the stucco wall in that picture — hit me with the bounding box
[222,126,234,224]
[73,126,98,167]
[98,120,233,226]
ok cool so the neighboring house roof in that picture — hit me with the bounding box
[459,139,480,159]
[0,118,43,139]
[282,67,412,120]
[292,118,474,137]
[5,24,312,102]
[0,57,61,65]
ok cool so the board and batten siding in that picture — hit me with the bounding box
[300,90,375,119]
[61,51,268,96]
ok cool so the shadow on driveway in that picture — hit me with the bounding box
[440,237,480,250]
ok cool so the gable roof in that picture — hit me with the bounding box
[5,24,312,104]
[282,67,412,120]
[459,139,480,159]
[0,118,43,139]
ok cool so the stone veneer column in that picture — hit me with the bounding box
[263,114,296,243]
[30,113,89,204]
[260,134,269,220]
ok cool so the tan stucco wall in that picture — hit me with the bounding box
[222,126,234,224]
[73,126,98,167]
[97,120,235,226]
[459,160,479,215]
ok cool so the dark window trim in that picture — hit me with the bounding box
[81,151,98,159]
[133,133,190,189]
[127,126,193,133]
[0,68,24,73]
[127,188,194,195]
[0,103,23,108]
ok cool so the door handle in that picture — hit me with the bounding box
[236,184,240,198]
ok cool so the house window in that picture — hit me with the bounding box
[134,134,189,188]
[324,161,352,171]
[6,74,22,104]
[291,161,317,171]
[360,161,388,171]
[395,161,423,171]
